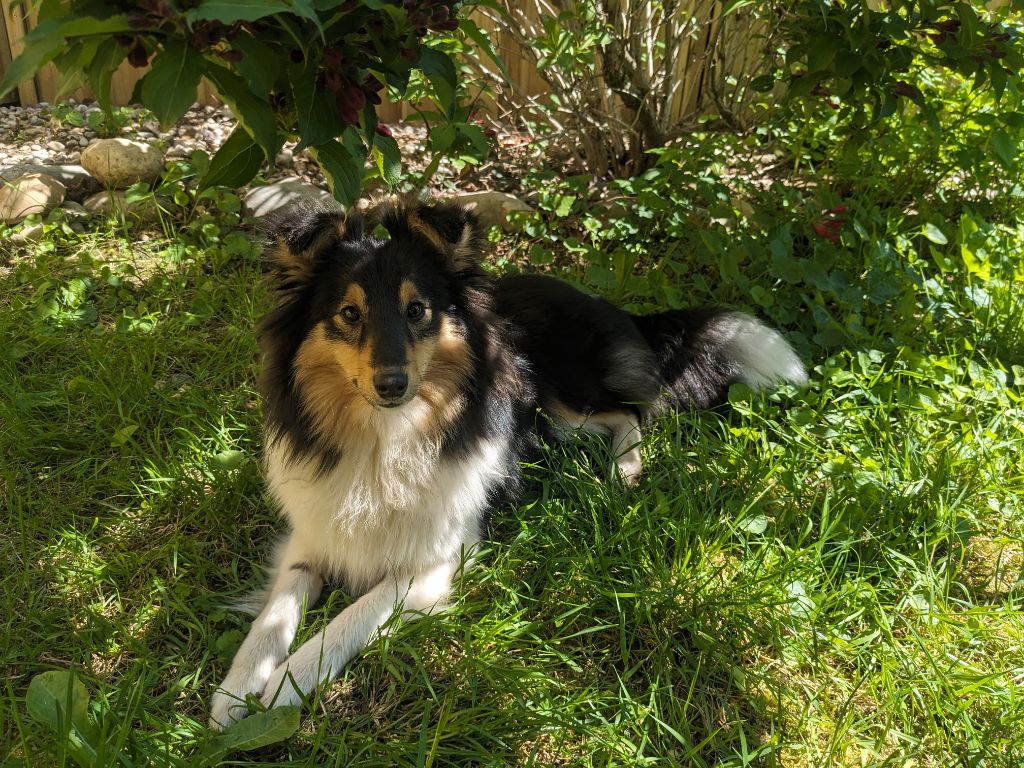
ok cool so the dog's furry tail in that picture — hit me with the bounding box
[631,308,808,410]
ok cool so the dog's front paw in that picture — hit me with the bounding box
[259,665,304,710]
[209,666,273,730]
[260,644,337,710]
[210,686,254,730]
[615,449,643,486]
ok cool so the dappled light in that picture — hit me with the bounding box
[2,0,1023,765]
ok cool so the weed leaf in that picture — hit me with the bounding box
[188,1,299,24]
[921,222,948,245]
[26,671,90,732]
[140,41,204,128]
[201,127,266,190]
[202,707,300,762]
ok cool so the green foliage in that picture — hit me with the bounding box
[503,0,1023,177]
[0,0,498,203]
[776,0,1024,125]
[50,103,143,136]
[509,34,1023,358]
[22,668,299,765]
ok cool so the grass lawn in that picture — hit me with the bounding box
[1,159,1023,766]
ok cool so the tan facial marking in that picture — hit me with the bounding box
[338,283,368,316]
[300,282,380,409]
[397,279,436,400]
[399,279,419,309]
[416,315,475,432]
[298,278,475,431]
[292,325,372,441]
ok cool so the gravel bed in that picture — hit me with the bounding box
[0,99,540,198]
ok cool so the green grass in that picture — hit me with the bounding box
[1,194,1022,767]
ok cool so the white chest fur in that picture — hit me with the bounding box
[265,403,507,592]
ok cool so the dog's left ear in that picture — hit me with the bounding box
[415,201,478,249]
[370,195,484,269]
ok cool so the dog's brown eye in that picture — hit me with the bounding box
[340,306,361,323]
[407,301,425,320]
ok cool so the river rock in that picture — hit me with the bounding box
[0,172,66,224]
[9,222,45,244]
[455,190,533,231]
[243,178,335,218]
[0,163,100,200]
[80,138,165,188]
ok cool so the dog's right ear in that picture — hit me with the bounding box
[361,193,483,272]
[262,203,364,294]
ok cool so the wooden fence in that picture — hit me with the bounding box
[0,2,747,125]
[0,4,550,120]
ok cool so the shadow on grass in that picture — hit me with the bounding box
[0,230,278,758]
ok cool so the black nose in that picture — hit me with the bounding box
[373,369,408,400]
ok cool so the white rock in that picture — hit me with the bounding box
[9,223,45,244]
[80,138,165,188]
[82,190,158,221]
[455,190,533,231]
[0,172,66,224]
[243,178,335,218]
[61,201,89,217]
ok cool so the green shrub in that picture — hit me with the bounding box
[0,0,498,203]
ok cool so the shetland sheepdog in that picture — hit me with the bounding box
[209,196,807,728]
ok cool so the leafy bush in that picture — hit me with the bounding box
[489,0,777,176]
[0,0,495,203]
[482,0,1022,177]
[777,0,1023,127]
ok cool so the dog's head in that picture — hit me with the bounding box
[260,196,485,429]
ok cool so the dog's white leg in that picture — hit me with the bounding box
[545,403,644,483]
[259,561,456,710]
[210,534,323,729]
[609,416,643,485]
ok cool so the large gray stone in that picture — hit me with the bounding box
[244,178,336,218]
[0,172,66,224]
[0,164,101,200]
[455,190,533,231]
[80,139,165,188]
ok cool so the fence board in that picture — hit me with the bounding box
[1,1,38,105]
[0,6,14,104]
